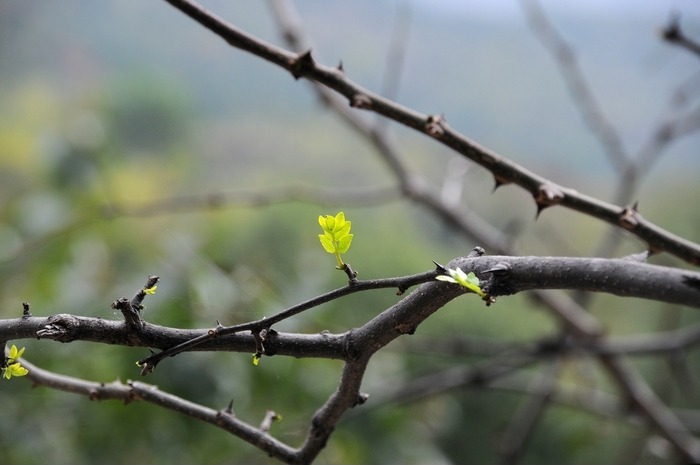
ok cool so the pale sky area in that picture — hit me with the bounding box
[413,0,700,19]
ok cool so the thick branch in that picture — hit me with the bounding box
[449,255,700,308]
[2,315,346,359]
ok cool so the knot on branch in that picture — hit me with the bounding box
[112,297,144,331]
[36,314,80,342]
[534,183,565,217]
[425,114,446,137]
[481,261,515,298]
[618,202,640,230]
[252,327,279,362]
[350,93,372,109]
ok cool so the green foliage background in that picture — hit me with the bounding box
[0,1,698,464]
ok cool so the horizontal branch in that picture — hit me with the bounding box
[450,255,700,308]
[102,185,401,218]
[0,315,347,359]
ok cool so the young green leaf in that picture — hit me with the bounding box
[318,211,354,268]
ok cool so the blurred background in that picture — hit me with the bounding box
[1,0,699,463]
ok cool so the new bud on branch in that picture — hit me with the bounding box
[318,212,353,268]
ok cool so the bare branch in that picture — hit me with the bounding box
[162,0,700,265]
[20,359,299,463]
[103,185,400,218]
[661,14,700,58]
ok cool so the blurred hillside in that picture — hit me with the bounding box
[2,0,698,180]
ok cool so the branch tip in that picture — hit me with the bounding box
[354,393,370,406]
[467,246,485,258]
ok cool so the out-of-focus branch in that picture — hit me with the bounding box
[662,15,700,58]
[102,184,401,218]
[519,0,629,173]
[496,360,560,465]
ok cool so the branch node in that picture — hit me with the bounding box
[619,202,640,229]
[341,263,358,284]
[135,357,157,376]
[534,183,565,217]
[467,246,485,258]
[350,93,372,109]
[112,297,144,330]
[425,114,446,137]
[354,392,370,407]
[36,314,80,342]
[483,262,512,274]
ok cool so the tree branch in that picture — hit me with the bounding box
[162,0,700,266]
[20,358,299,463]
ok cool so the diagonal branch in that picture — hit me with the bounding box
[662,15,700,58]
[20,358,299,463]
[162,0,700,266]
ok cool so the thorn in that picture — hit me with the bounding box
[493,175,510,192]
[225,399,235,416]
[291,49,315,79]
[337,60,344,73]
[432,260,447,272]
